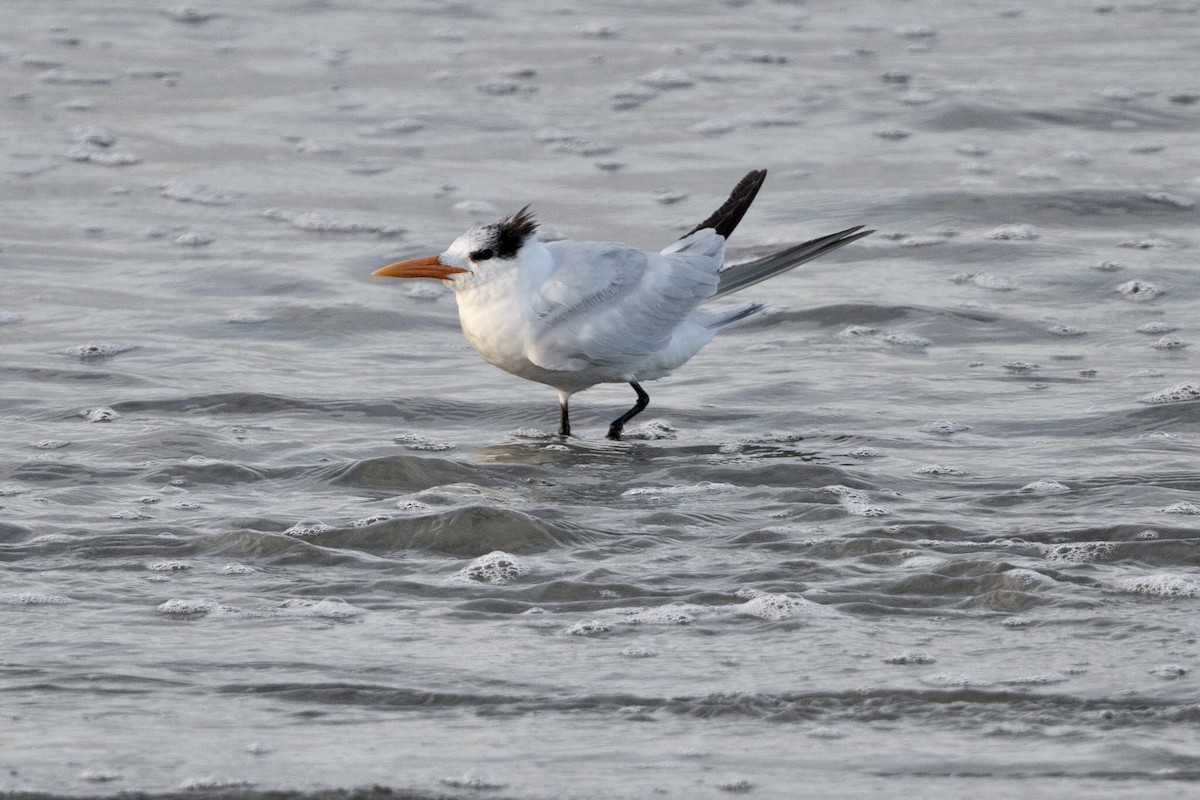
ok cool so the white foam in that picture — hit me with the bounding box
[1137,322,1177,335]
[1115,574,1200,598]
[738,593,837,620]
[622,481,736,498]
[985,224,1039,241]
[916,465,965,476]
[1048,323,1086,336]
[920,419,970,435]
[147,560,190,572]
[67,341,135,358]
[883,651,936,665]
[441,774,507,791]
[972,272,1016,290]
[1159,501,1200,515]
[621,604,699,625]
[156,598,237,616]
[160,180,242,206]
[1149,664,1189,679]
[884,332,931,347]
[0,592,73,605]
[273,598,362,618]
[1043,542,1115,563]
[566,619,611,636]
[1151,336,1189,350]
[31,533,74,544]
[822,485,890,516]
[454,551,529,585]
[284,519,334,537]
[83,407,119,422]
[1017,479,1070,495]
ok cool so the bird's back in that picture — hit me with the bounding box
[525,232,726,374]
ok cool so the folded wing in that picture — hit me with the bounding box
[528,231,725,371]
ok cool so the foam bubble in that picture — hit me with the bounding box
[454,551,529,585]
[739,593,837,620]
[1017,479,1069,495]
[30,439,70,450]
[1159,501,1200,515]
[66,342,135,359]
[622,605,698,625]
[219,563,255,575]
[1137,322,1177,335]
[972,272,1016,290]
[985,224,1039,241]
[883,652,936,665]
[1115,574,1200,598]
[147,560,189,572]
[1149,664,1189,679]
[1116,280,1163,301]
[274,598,362,618]
[915,464,965,477]
[31,533,74,544]
[283,519,334,537]
[441,774,507,791]
[1151,336,1188,350]
[156,598,231,616]
[620,647,658,658]
[67,144,140,165]
[160,180,242,206]
[920,419,970,435]
[884,332,931,347]
[1117,238,1171,249]
[566,619,611,636]
[1043,542,1115,563]
[0,592,73,605]
[1141,383,1200,404]
[622,481,736,498]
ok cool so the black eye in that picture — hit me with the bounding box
[470,248,494,261]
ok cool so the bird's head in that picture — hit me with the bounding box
[373,206,539,284]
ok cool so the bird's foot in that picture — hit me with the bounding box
[606,425,623,441]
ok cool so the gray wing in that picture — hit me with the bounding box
[528,232,725,371]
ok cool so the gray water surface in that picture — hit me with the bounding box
[3,1,1200,798]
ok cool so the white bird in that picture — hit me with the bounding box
[374,169,871,440]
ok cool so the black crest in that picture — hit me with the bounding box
[493,205,538,258]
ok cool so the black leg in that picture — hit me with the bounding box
[558,396,571,437]
[607,382,649,440]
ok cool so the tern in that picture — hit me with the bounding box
[374,169,871,440]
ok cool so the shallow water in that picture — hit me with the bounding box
[3,1,1200,798]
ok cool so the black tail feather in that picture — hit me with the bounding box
[680,169,768,241]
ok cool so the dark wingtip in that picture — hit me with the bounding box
[681,168,768,241]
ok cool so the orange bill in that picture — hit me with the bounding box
[372,255,469,280]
